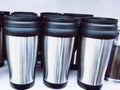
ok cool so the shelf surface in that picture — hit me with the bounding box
[0,61,120,90]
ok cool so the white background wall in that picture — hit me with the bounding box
[0,0,120,25]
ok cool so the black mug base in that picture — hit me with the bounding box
[77,80,102,90]
[0,62,4,67]
[44,80,67,89]
[10,81,34,89]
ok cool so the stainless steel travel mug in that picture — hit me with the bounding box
[105,29,120,83]
[64,13,93,70]
[43,16,78,89]
[77,17,118,90]
[0,11,10,67]
[4,15,40,89]
[40,12,62,68]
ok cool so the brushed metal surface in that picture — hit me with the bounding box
[106,32,120,82]
[73,50,77,65]
[6,35,38,84]
[78,37,114,86]
[44,36,74,84]
[106,46,120,81]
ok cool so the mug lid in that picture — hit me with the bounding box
[4,15,41,36]
[40,12,61,16]
[81,17,118,24]
[0,11,10,15]
[44,15,77,22]
[64,13,93,18]
[79,17,118,39]
[43,15,78,37]
[11,11,37,16]
[4,15,40,21]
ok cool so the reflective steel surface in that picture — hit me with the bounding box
[71,37,78,68]
[106,32,120,83]
[44,36,74,84]
[78,37,114,86]
[106,46,120,83]
[73,50,77,65]
[6,35,38,84]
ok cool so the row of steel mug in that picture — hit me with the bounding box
[0,11,120,90]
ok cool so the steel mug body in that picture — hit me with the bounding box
[77,17,118,90]
[4,15,40,89]
[43,15,78,89]
[105,29,120,83]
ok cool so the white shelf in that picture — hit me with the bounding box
[0,61,120,90]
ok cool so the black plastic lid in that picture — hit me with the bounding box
[4,15,40,21]
[11,12,37,16]
[40,12,61,17]
[64,13,93,18]
[79,17,118,39]
[43,15,77,22]
[0,17,2,26]
[0,11,10,26]
[4,21,40,28]
[43,15,78,37]
[81,17,118,24]
[40,12,62,22]
[4,15,41,36]
[0,11,10,15]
